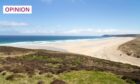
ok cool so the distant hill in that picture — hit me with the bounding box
[102,34,140,37]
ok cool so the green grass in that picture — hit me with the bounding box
[59,71,128,84]
[0,71,54,84]
[20,55,63,63]
[0,71,128,84]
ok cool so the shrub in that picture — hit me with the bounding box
[50,79,67,84]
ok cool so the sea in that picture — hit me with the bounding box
[0,36,106,45]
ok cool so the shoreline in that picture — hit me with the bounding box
[2,37,140,66]
[0,37,109,45]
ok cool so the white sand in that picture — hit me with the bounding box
[10,37,140,67]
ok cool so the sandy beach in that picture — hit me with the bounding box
[10,37,140,66]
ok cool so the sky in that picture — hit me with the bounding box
[0,0,140,36]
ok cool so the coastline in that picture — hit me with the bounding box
[2,37,140,66]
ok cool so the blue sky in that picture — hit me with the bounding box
[0,0,140,36]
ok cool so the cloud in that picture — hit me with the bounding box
[22,30,56,35]
[2,25,138,35]
[0,21,29,28]
[21,27,120,35]
[62,28,118,35]
[0,30,21,35]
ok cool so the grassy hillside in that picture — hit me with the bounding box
[0,71,128,84]
[119,37,140,58]
[0,46,140,84]
[0,46,35,57]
